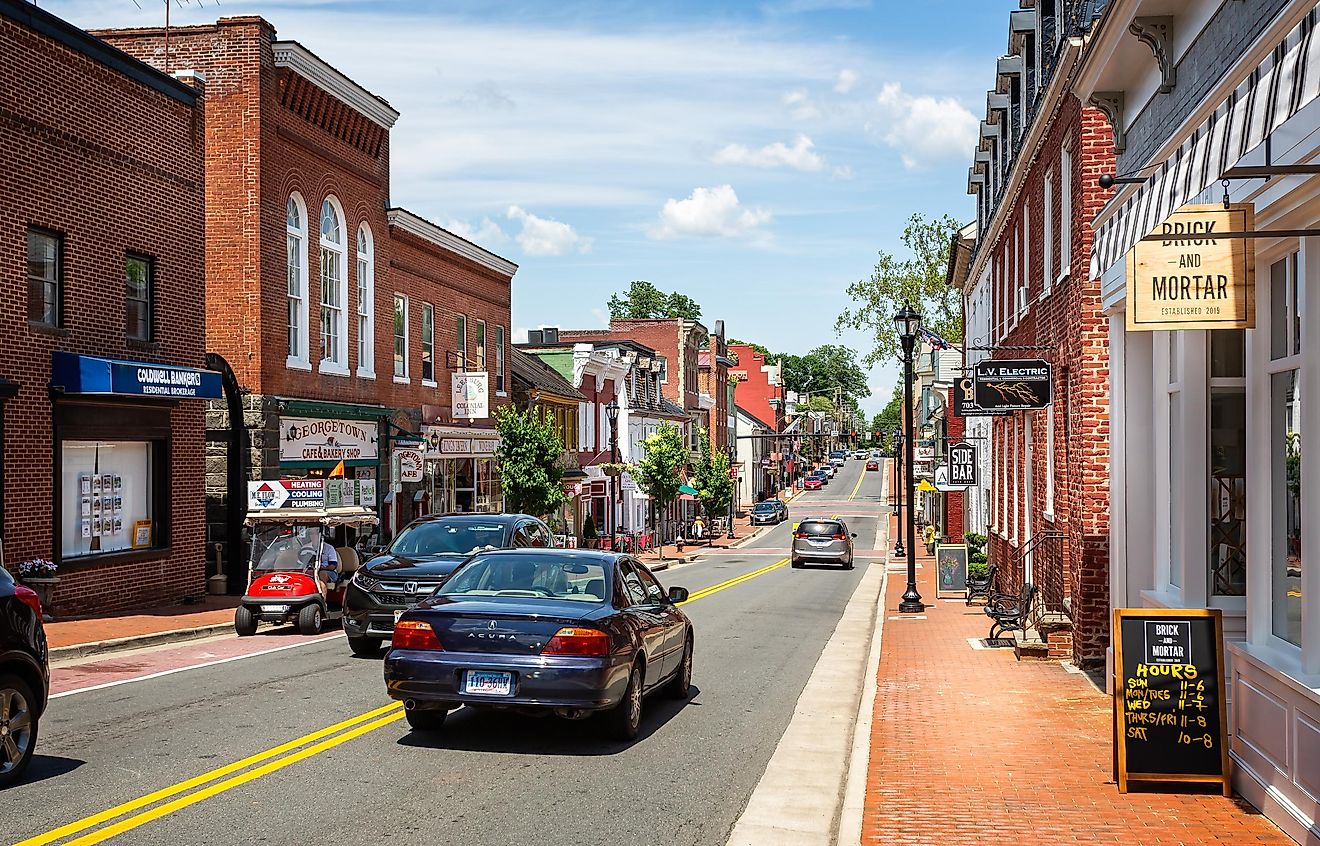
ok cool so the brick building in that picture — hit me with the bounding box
[960,1,1113,665]
[0,0,211,613]
[697,320,734,454]
[96,17,517,585]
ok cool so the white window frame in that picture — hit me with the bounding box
[1043,167,1054,297]
[393,293,409,383]
[1044,394,1056,521]
[318,196,349,375]
[286,193,310,369]
[421,302,436,387]
[356,223,375,378]
[495,325,506,395]
[456,314,468,371]
[1012,416,1020,544]
[475,319,487,372]
[1059,141,1072,285]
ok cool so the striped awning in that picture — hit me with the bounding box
[1091,7,1320,279]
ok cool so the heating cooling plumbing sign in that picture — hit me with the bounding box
[972,360,1052,411]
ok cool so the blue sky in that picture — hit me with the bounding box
[54,0,1008,416]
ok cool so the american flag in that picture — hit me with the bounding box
[920,328,953,351]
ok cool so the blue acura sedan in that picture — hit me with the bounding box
[383,548,693,740]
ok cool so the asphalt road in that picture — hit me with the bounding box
[6,457,887,846]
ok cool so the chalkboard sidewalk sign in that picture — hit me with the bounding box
[935,544,969,598]
[1112,608,1230,795]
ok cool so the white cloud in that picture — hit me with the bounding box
[782,89,822,121]
[834,68,859,94]
[712,134,825,172]
[443,217,508,246]
[506,206,591,256]
[649,185,772,241]
[870,82,978,170]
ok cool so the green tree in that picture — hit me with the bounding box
[874,385,902,440]
[801,395,836,414]
[728,338,771,357]
[690,428,734,523]
[607,280,702,320]
[837,213,963,366]
[633,423,688,560]
[780,344,871,401]
[494,406,567,518]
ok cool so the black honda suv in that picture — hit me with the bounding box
[342,513,553,656]
[0,565,49,787]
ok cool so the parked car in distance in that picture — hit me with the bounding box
[383,549,693,741]
[0,565,48,787]
[820,463,836,479]
[829,450,847,462]
[750,500,787,525]
[791,517,857,569]
[866,458,880,471]
[344,513,554,656]
[851,450,867,460]
[803,476,823,491]
[810,468,830,484]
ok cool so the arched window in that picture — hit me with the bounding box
[319,197,347,372]
[356,223,375,377]
[286,194,309,366]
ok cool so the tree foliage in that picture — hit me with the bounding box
[873,385,903,439]
[633,423,687,509]
[607,280,702,320]
[494,406,567,518]
[690,428,735,518]
[779,344,871,401]
[836,213,963,366]
[728,338,770,357]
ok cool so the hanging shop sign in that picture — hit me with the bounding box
[1112,608,1230,795]
[934,465,969,492]
[1126,203,1255,332]
[52,352,223,399]
[452,371,490,419]
[948,441,977,487]
[973,359,1052,411]
[392,445,425,483]
[279,417,378,463]
[953,375,1009,417]
[916,443,936,461]
[423,425,500,459]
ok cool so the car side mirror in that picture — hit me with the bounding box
[851,533,858,538]
[667,586,689,604]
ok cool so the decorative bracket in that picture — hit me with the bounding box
[1089,91,1126,155]
[1129,17,1176,94]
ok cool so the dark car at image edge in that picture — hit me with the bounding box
[0,565,49,787]
[343,513,554,656]
[383,548,693,741]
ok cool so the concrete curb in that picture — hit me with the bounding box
[48,622,234,663]
[723,529,888,846]
[836,569,888,845]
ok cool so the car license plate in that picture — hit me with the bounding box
[809,539,831,547]
[393,610,404,624]
[464,670,513,696]
[261,604,288,613]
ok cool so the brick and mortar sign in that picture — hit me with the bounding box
[279,417,379,462]
[1126,204,1255,331]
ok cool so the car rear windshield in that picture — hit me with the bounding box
[798,521,843,537]
[437,555,608,602]
[389,521,509,556]
[752,502,778,512]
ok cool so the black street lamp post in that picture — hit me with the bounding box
[726,443,737,539]
[892,426,905,558]
[606,399,620,548]
[894,304,923,614]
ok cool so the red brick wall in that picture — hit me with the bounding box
[944,394,965,541]
[983,95,1115,667]
[563,320,700,410]
[1,11,207,612]
[727,344,781,430]
[100,17,514,417]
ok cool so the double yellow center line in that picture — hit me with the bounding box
[19,558,790,846]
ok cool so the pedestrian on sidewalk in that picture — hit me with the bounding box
[691,515,707,544]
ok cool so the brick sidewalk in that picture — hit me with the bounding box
[44,596,239,650]
[861,516,1290,845]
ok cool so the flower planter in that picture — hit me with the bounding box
[21,576,58,621]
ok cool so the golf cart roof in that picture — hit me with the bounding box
[244,506,379,528]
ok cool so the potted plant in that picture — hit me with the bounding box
[581,513,598,549]
[16,558,58,619]
[965,532,989,580]
[600,462,630,478]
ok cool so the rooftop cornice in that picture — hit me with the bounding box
[272,40,399,129]
[387,208,518,278]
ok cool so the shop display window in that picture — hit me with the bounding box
[61,440,154,557]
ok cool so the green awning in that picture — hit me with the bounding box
[678,484,699,496]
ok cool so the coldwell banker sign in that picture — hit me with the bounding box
[973,359,1052,411]
[1126,203,1255,331]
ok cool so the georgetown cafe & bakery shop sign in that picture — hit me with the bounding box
[1126,204,1255,331]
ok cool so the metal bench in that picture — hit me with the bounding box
[985,582,1035,640]
[965,564,998,606]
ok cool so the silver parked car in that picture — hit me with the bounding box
[791,517,857,569]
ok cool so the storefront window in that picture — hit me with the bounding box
[61,440,153,557]
[477,458,502,512]
[453,458,475,512]
[1168,391,1182,588]
[1209,389,1246,596]
[1271,369,1302,645]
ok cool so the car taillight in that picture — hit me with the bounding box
[542,627,609,657]
[795,531,809,539]
[832,533,847,540]
[392,620,442,650]
[14,585,41,617]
